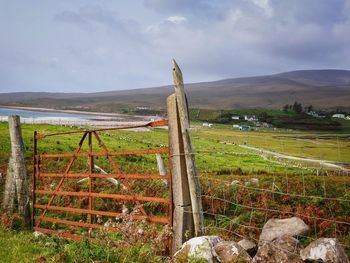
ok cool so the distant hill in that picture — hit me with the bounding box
[1,69,349,112]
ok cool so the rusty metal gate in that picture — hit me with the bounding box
[32,120,172,253]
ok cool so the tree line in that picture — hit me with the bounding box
[283,101,313,114]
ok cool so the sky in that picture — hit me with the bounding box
[0,0,350,93]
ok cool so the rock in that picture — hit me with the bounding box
[253,235,303,263]
[300,238,349,263]
[33,231,45,237]
[174,236,224,263]
[35,256,47,263]
[230,180,240,185]
[259,217,309,244]
[104,219,112,227]
[250,178,259,184]
[245,178,259,186]
[238,239,257,257]
[214,241,252,263]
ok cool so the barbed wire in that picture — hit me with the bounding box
[201,195,350,226]
[186,133,350,256]
[201,177,350,203]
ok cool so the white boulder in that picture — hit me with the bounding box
[253,235,303,263]
[300,238,349,263]
[174,236,224,263]
[214,241,252,263]
[259,217,309,244]
[238,239,257,257]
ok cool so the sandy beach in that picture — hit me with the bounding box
[0,106,163,130]
[0,105,157,120]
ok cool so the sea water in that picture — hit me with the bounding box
[0,107,121,121]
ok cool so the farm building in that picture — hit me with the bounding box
[244,115,258,122]
[202,122,213,128]
[332,114,346,119]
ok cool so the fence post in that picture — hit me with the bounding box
[2,115,31,228]
[167,94,194,253]
[156,153,166,176]
[168,59,204,253]
[172,59,204,236]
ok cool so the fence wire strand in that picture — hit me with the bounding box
[190,133,350,255]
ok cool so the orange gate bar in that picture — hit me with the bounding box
[33,120,173,254]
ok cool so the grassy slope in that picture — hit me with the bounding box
[0,228,165,263]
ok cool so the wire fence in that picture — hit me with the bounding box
[188,131,350,257]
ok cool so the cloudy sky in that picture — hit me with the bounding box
[1,0,350,93]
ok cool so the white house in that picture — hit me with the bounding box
[332,114,346,119]
[202,122,213,128]
[135,106,150,110]
[244,115,258,122]
[231,116,240,120]
[306,111,320,118]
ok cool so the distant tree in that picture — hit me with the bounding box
[292,101,303,114]
[283,104,289,112]
[216,111,233,124]
[307,105,313,112]
[258,112,273,123]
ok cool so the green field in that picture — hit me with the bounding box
[0,121,349,261]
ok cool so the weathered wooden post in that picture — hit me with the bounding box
[2,115,31,228]
[156,153,166,176]
[167,94,194,252]
[168,60,204,253]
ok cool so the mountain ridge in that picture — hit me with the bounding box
[1,69,349,111]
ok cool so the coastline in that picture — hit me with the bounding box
[0,105,156,120]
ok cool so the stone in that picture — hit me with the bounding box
[250,178,259,184]
[33,231,45,237]
[174,236,224,263]
[253,235,303,263]
[238,239,257,257]
[300,238,349,263]
[259,217,309,244]
[214,241,252,263]
[245,178,259,186]
[230,180,240,185]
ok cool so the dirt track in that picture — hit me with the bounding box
[220,141,349,172]
[238,144,349,172]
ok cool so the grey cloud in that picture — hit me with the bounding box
[143,0,206,12]
[143,0,235,22]
[54,11,89,25]
[0,1,349,93]
[272,0,348,25]
[54,5,131,32]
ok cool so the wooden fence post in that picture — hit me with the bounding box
[2,115,31,228]
[156,153,166,176]
[167,94,194,253]
[168,60,204,253]
[172,59,204,236]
